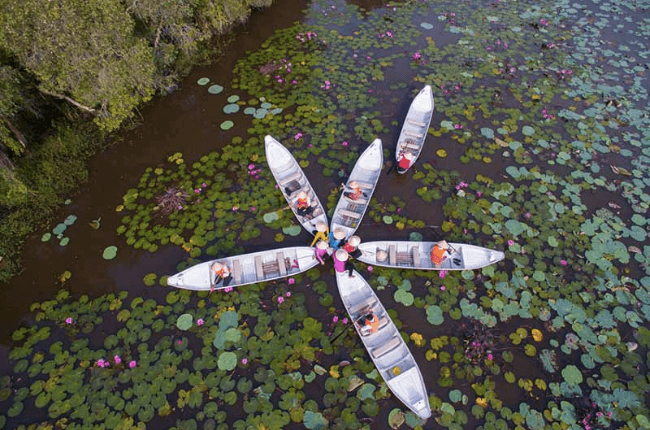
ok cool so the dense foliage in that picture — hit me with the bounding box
[0,0,274,280]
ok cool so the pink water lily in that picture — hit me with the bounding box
[288,277,295,285]
[114,355,121,364]
[65,317,73,324]
[507,240,515,246]
[333,316,339,322]
[285,292,291,297]
[129,360,137,368]
[197,318,204,326]
[277,297,284,304]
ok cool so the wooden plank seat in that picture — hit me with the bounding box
[349,297,378,316]
[402,141,420,151]
[407,118,427,127]
[354,181,375,190]
[279,171,302,186]
[338,208,361,219]
[277,252,287,276]
[255,256,264,279]
[389,245,397,265]
[345,196,368,205]
[396,252,413,264]
[233,259,243,283]
[371,336,402,359]
[405,130,424,138]
[411,247,421,267]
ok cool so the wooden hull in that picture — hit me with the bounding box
[356,241,505,270]
[395,85,434,174]
[167,246,319,290]
[264,135,328,235]
[330,139,383,238]
[335,270,431,420]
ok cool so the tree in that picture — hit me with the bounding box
[0,0,157,131]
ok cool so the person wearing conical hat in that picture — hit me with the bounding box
[329,228,346,250]
[397,150,414,173]
[314,240,330,265]
[333,249,355,278]
[295,191,314,219]
[376,249,388,262]
[430,240,451,266]
[343,235,362,259]
[342,180,367,200]
[211,261,233,289]
[310,221,330,247]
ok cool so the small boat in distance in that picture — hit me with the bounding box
[167,246,318,290]
[330,138,383,239]
[395,85,434,174]
[356,241,505,270]
[265,135,328,235]
[335,270,431,420]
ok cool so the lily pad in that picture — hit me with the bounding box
[220,121,234,130]
[102,246,118,260]
[197,78,210,85]
[176,314,193,331]
[217,352,237,371]
[208,84,223,94]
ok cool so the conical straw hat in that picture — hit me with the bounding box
[347,235,361,247]
[297,191,308,199]
[316,240,329,249]
[349,180,359,188]
[333,229,345,240]
[211,262,224,271]
[316,222,328,232]
[335,249,349,261]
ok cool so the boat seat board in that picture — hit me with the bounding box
[402,142,420,151]
[345,196,368,205]
[255,256,264,279]
[280,171,302,185]
[349,297,378,316]
[407,118,427,127]
[405,130,424,138]
[371,336,402,359]
[233,259,243,283]
[389,245,397,265]
[411,247,420,267]
[277,252,287,276]
[338,208,361,219]
[355,181,375,189]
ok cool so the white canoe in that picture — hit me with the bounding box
[265,135,328,235]
[335,270,431,420]
[330,138,383,239]
[167,246,318,290]
[395,85,434,174]
[356,241,505,270]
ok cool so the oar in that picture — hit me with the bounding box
[262,205,291,217]
[330,323,354,344]
[428,225,459,254]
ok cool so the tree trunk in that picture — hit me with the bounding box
[2,116,28,149]
[39,88,96,113]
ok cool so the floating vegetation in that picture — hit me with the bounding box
[18,0,650,427]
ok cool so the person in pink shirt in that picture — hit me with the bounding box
[314,240,329,265]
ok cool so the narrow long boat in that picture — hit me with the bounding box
[167,246,318,290]
[265,135,328,235]
[330,138,383,238]
[356,241,505,270]
[395,85,434,174]
[335,270,431,420]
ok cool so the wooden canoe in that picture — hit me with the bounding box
[330,138,383,239]
[335,270,431,420]
[264,135,328,235]
[356,241,505,270]
[395,85,434,174]
[167,246,319,291]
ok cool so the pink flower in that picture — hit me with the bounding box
[440,286,446,291]
[114,355,121,364]
[224,287,233,293]
[97,359,106,367]
[197,318,204,326]
[194,189,200,193]
[288,277,295,285]
[248,164,255,170]
[294,133,303,140]
[285,292,291,297]
[129,361,137,368]
[277,296,284,304]
[367,266,373,272]
[202,183,207,187]
[342,318,348,324]
[241,358,248,365]
[487,353,493,360]
[525,212,531,218]
[177,339,182,345]
[232,206,238,211]
[412,52,421,60]
[439,270,448,279]
[342,141,348,146]
[250,207,256,212]
[507,240,515,246]
[607,412,612,418]
[65,317,73,324]
[477,192,482,197]
[560,260,567,266]
[333,316,339,322]
[292,80,298,84]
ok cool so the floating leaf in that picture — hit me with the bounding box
[223,104,239,114]
[426,305,444,325]
[220,121,234,130]
[176,314,193,330]
[227,95,240,103]
[217,352,237,371]
[304,411,329,430]
[420,22,434,30]
[103,246,118,260]
[64,215,77,226]
[41,233,51,242]
[263,211,279,223]
[383,215,393,225]
[208,84,223,94]
[561,365,583,385]
[436,149,447,158]
[197,78,210,85]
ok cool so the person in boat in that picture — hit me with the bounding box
[375,249,388,263]
[397,151,414,172]
[314,240,329,265]
[310,222,329,247]
[211,261,233,287]
[333,249,355,278]
[329,228,346,250]
[430,240,452,266]
[295,191,315,219]
[356,311,380,335]
[343,235,362,259]
[342,180,367,200]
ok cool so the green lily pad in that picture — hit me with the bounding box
[197,78,210,85]
[227,95,240,103]
[304,410,329,430]
[64,215,77,226]
[263,211,279,223]
[561,365,583,385]
[220,121,234,130]
[103,246,118,260]
[409,232,423,241]
[223,104,239,114]
[217,352,237,371]
[282,225,302,236]
[208,84,223,94]
[426,305,444,325]
[41,233,52,242]
[420,23,434,30]
[383,215,393,224]
[177,314,193,331]
[52,223,67,235]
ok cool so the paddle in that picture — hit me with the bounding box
[330,323,354,345]
[428,225,459,255]
[262,205,291,217]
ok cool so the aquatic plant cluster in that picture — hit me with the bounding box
[3,0,650,428]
